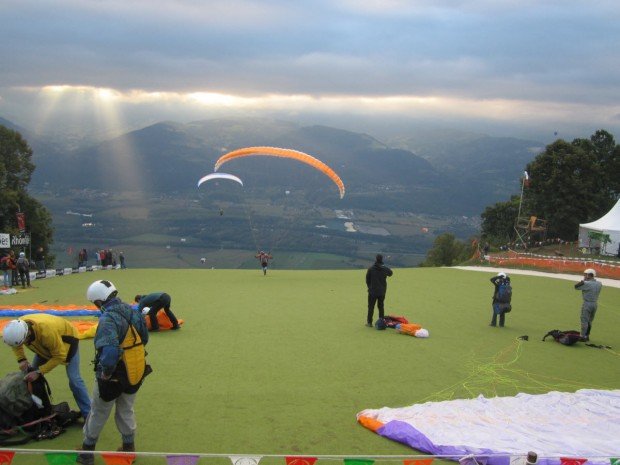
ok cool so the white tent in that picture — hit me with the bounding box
[578,198,620,256]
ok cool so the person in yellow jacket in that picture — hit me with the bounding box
[2,314,91,419]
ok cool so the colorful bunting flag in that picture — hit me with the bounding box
[0,451,15,465]
[286,457,318,465]
[344,459,375,465]
[404,459,433,465]
[560,458,587,465]
[230,455,262,465]
[44,453,78,465]
[166,456,201,465]
[101,452,136,465]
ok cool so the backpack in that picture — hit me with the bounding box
[16,258,29,272]
[0,371,74,446]
[97,316,151,402]
[496,282,512,304]
[384,315,409,328]
[0,257,8,271]
[121,323,147,386]
[543,329,582,346]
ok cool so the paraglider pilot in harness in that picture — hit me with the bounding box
[77,279,150,465]
[255,251,273,276]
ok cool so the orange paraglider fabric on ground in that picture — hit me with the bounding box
[397,323,422,336]
[214,146,345,198]
[145,310,184,331]
[75,311,186,336]
[0,304,98,311]
[357,414,385,432]
[0,319,99,338]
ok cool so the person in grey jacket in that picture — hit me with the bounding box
[574,268,603,342]
[365,254,393,327]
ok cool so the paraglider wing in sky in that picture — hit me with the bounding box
[197,172,244,188]
[214,146,345,198]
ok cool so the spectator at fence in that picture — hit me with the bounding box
[8,250,18,287]
[1,252,12,288]
[34,247,46,272]
[16,252,31,288]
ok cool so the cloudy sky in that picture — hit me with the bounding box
[1,0,619,141]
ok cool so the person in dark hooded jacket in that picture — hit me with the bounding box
[365,254,393,327]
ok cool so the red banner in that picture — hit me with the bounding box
[16,212,26,232]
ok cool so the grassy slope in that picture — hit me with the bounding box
[1,268,619,462]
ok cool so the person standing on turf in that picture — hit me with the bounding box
[78,279,150,465]
[365,254,393,327]
[574,268,602,342]
[489,272,511,327]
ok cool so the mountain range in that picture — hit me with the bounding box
[19,117,543,216]
[2,116,544,267]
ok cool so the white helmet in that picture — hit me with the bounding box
[3,320,29,347]
[584,268,596,277]
[19,252,25,258]
[497,272,507,278]
[86,280,117,303]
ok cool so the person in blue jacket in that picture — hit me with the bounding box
[77,279,150,464]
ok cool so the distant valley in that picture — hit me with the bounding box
[3,117,543,268]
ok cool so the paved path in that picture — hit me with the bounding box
[452,266,620,288]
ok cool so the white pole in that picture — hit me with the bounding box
[514,175,527,246]
[516,176,525,223]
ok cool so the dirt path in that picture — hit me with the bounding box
[452,266,620,288]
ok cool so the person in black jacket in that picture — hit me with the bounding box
[489,272,510,327]
[365,254,393,327]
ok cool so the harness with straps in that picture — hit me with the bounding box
[119,315,146,386]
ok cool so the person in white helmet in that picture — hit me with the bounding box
[2,315,91,419]
[574,268,602,342]
[77,279,150,465]
[16,251,31,288]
